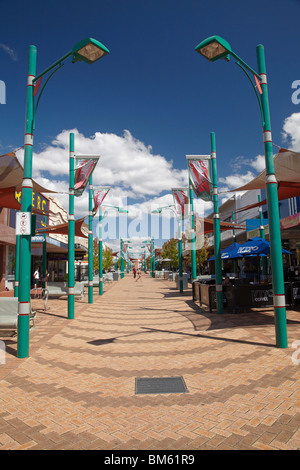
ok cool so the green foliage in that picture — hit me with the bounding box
[161,238,179,268]
[93,238,114,272]
[103,246,114,271]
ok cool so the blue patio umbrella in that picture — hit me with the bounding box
[208,242,242,261]
[237,237,291,256]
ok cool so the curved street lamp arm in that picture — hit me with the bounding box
[33,63,65,130]
[235,61,265,127]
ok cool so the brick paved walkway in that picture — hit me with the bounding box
[0,274,300,450]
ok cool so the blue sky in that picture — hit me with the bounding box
[1,0,300,250]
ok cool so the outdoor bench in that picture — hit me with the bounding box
[0,297,36,335]
[46,282,85,300]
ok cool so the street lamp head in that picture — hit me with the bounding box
[195,35,231,62]
[72,38,110,64]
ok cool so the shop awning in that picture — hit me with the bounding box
[36,217,88,239]
[0,186,21,210]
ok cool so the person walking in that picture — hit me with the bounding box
[136,269,142,281]
[33,266,40,298]
[133,267,136,279]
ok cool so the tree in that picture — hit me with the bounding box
[161,238,179,269]
[92,238,114,272]
[182,233,210,274]
[102,246,114,271]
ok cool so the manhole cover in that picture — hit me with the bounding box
[135,376,188,394]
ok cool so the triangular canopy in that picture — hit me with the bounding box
[0,151,55,192]
[231,148,300,214]
[0,151,56,210]
[198,218,245,234]
[36,217,88,239]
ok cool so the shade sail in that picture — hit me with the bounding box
[36,217,88,239]
[231,148,300,192]
[197,218,245,234]
[0,151,56,210]
[0,151,55,192]
[231,148,300,214]
[235,181,300,214]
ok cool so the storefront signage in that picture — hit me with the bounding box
[14,191,49,230]
[280,212,300,230]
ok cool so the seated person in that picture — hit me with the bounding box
[222,276,232,286]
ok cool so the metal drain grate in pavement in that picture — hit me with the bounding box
[135,376,188,394]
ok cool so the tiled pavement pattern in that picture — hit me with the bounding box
[0,275,300,450]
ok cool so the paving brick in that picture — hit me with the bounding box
[0,276,300,450]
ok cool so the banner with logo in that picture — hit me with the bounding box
[172,188,189,218]
[187,155,211,201]
[74,155,100,196]
[93,187,110,216]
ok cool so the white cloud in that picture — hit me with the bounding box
[282,112,300,151]
[250,154,265,173]
[0,43,18,61]
[219,171,255,189]
[30,128,187,195]
[17,129,189,221]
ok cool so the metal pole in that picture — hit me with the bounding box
[99,207,103,295]
[152,238,155,277]
[188,183,197,280]
[14,233,20,298]
[120,239,124,278]
[232,211,238,275]
[68,133,75,319]
[256,45,288,348]
[178,216,183,293]
[42,213,47,289]
[211,132,223,314]
[17,45,37,358]
[258,194,268,277]
[88,175,93,303]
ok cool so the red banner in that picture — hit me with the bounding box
[93,188,109,216]
[172,188,189,218]
[74,156,100,196]
[188,158,211,201]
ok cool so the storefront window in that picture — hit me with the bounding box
[7,246,15,276]
[48,259,67,282]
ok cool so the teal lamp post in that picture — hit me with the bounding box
[210,133,223,314]
[100,205,127,293]
[68,133,76,320]
[258,194,268,277]
[18,38,109,358]
[195,35,288,348]
[95,189,111,296]
[88,175,94,304]
[151,205,184,292]
[185,163,197,281]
